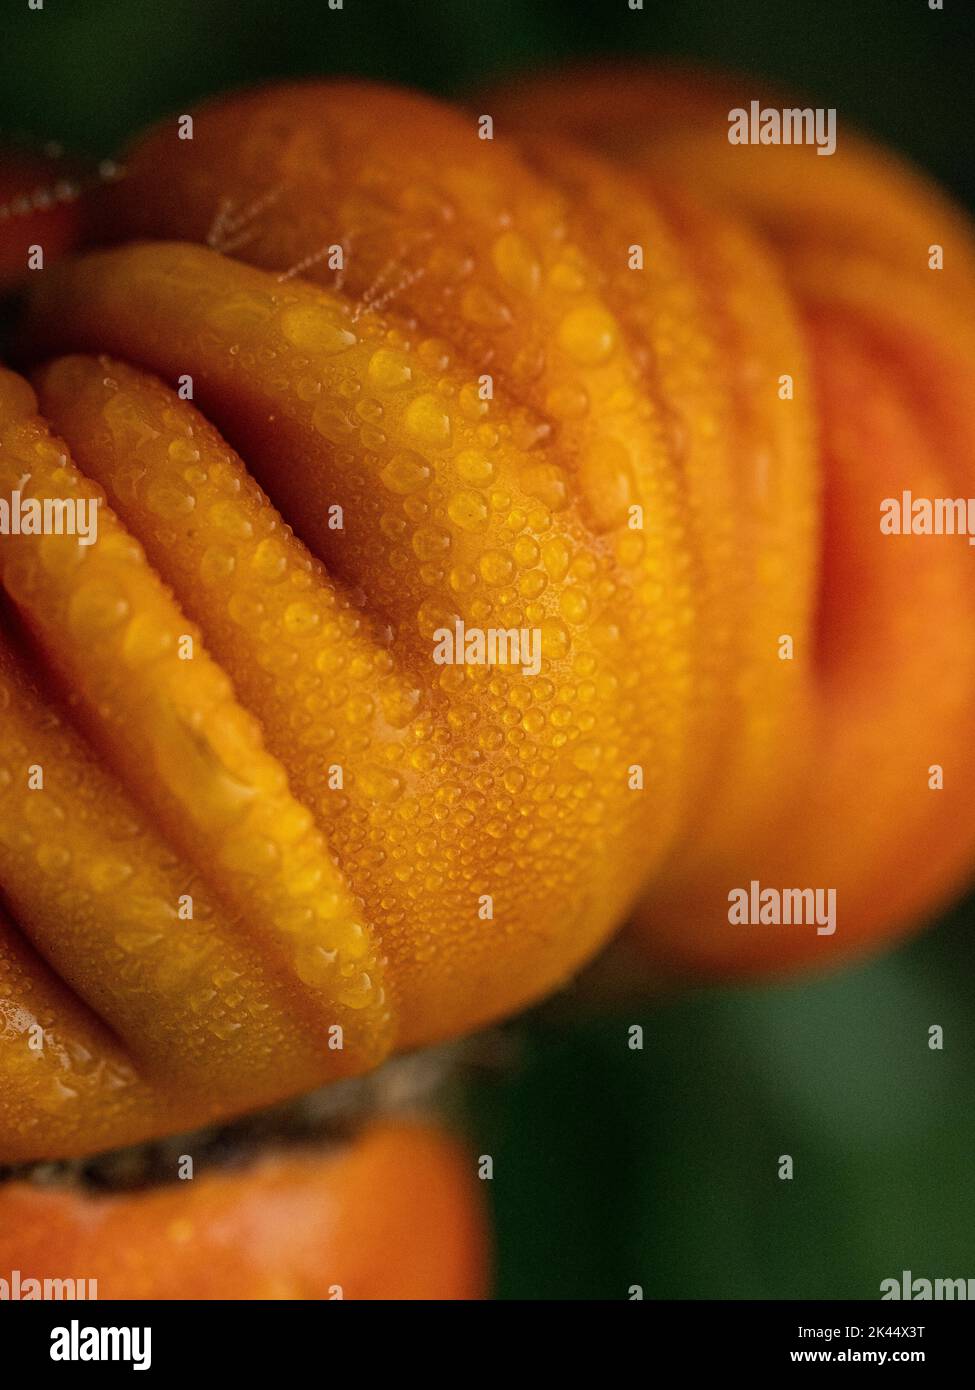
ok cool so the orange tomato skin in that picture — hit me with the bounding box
[2,67,975,1167]
[487,65,975,977]
[0,150,85,291]
[0,1122,488,1300]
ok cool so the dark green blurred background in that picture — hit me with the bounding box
[3,0,973,1300]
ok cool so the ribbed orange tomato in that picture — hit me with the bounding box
[1,68,973,1171]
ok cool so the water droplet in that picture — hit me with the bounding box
[558,303,618,365]
[208,500,253,540]
[279,304,357,355]
[68,581,130,635]
[294,943,338,987]
[521,462,568,512]
[404,393,452,446]
[455,450,495,486]
[546,381,590,419]
[447,489,489,532]
[283,600,320,635]
[541,537,570,581]
[208,293,275,334]
[251,537,288,581]
[146,480,195,519]
[412,526,451,561]
[460,284,512,329]
[368,348,413,391]
[357,765,404,803]
[491,231,541,295]
[479,550,514,585]
[560,588,590,624]
[580,438,634,531]
[380,451,431,494]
